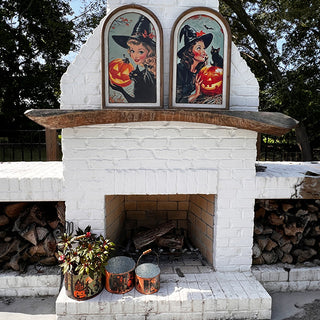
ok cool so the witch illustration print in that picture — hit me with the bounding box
[169,7,232,109]
[101,5,163,108]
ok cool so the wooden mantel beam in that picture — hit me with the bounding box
[25,108,298,136]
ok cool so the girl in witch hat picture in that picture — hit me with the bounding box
[176,24,213,103]
[109,14,156,104]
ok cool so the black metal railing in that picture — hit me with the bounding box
[1,129,317,163]
[0,130,60,161]
[258,133,302,161]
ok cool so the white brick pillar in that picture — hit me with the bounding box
[213,130,258,271]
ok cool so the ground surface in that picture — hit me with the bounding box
[0,296,56,320]
[0,290,320,319]
[271,291,320,320]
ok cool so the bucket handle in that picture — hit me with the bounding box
[136,249,159,267]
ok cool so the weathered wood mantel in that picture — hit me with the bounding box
[25,108,298,136]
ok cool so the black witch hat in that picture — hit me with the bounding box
[177,24,213,58]
[112,15,156,49]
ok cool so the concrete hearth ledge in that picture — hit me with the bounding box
[255,161,320,199]
[0,266,61,297]
[56,271,271,320]
[0,162,63,201]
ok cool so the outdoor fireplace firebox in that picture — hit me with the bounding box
[105,194,215,264]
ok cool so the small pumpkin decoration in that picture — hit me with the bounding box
[198,66,223,96]
[109,57,134,87]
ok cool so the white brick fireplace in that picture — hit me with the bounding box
[61,0,261,273]
[35,0,300,318]
[11,0,303,318]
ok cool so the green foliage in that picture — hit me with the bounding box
[71,0,106,48]
[0,0,75,129]
[220,0,320,152]
[58,225,115,278]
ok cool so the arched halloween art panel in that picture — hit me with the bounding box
[169,8,231,109]
[101,5,163,108]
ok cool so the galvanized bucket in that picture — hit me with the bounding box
[135,249,160,294]
[105,256,135,294]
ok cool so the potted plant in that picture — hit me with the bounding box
[58,226,115,300]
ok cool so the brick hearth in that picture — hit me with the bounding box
[56,270,271,320]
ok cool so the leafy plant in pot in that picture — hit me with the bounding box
[58,226,115,300]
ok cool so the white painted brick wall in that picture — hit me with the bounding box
[60,0,259,110]
[252,265,320,292]
[0,266,61,297]
[63,122,257,272]
[0,162,63,201]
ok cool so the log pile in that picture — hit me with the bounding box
[133,221,176,250]
[253,199,320,265]
[125,220,187,256]
[0,202,65,272]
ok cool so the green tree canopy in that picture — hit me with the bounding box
[0,0,75,129]
[220,0,320,159]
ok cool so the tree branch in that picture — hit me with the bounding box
[222,0,283,82]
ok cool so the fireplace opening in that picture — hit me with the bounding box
[105,194,215,266]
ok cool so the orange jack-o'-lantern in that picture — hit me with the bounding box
[109,58,134,87]
[73,279,86,299]
[198,66,223,96]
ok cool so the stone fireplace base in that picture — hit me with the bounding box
[56,269,271,320]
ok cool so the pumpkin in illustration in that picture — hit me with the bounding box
[73,279,86,299]
[198,66,223,96]
[109,57,134,87]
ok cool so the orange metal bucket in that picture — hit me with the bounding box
[135,249,160,294]
[105,256,135,294]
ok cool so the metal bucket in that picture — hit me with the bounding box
[135,249,160,294]
[105,256,135,294]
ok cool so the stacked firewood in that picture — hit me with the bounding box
[253,199,320,265]
[0,202,65,272]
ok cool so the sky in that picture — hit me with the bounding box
[70,0,82,16]
[64,0,91,62]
